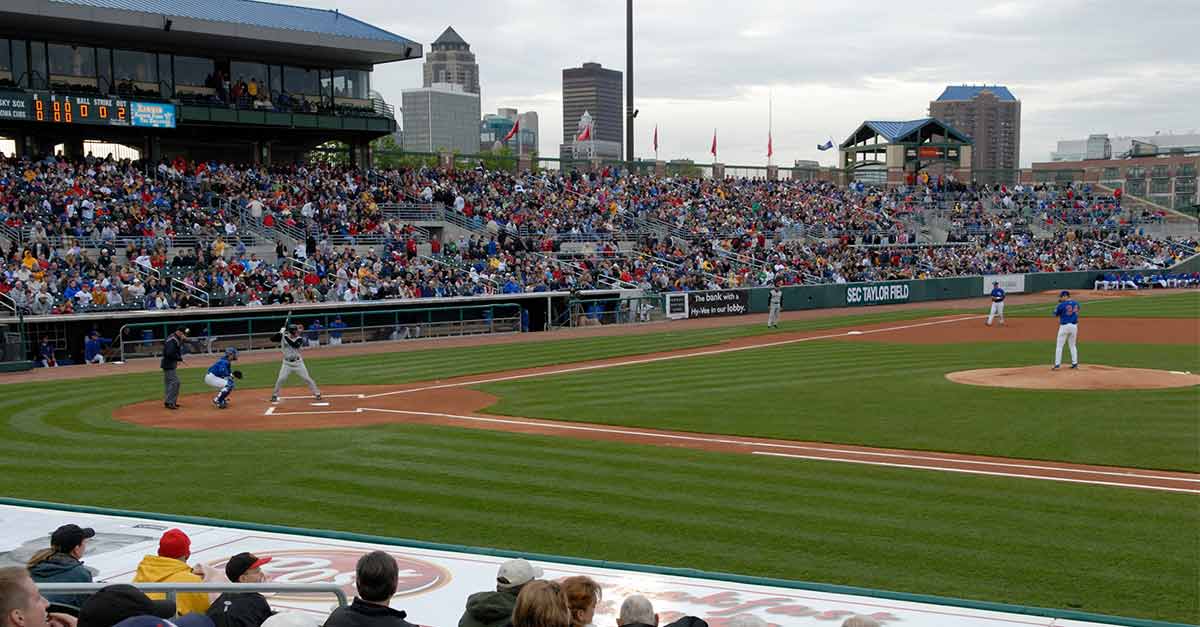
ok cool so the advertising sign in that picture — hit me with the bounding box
[686,290,749,318]
[845,282,910,306]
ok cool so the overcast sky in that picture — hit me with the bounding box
[302,0,1197,167]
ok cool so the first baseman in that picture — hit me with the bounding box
[986,281,1006,326]
[205,348,243,409]
[1052,290,1080,370]
[270,324,322,403]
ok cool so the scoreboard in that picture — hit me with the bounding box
[0,90,176,128]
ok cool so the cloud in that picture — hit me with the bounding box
[289,0,1197,167]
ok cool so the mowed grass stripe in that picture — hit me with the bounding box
[482,340,1200,470]
[1008,290,1200,318]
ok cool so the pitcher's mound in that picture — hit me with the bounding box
[946,365,1200,390]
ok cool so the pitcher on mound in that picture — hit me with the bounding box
[270,324,322,403]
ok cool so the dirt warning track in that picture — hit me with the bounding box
[115,313,1200,494]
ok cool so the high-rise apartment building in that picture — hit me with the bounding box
[929,85,1020,179]
[561,62,622,160]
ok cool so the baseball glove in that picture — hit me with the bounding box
[232,370,244,379]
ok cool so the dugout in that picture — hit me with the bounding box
[0,0,421,165]
[11,289,631,364]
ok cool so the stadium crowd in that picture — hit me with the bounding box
[5,525,887,627]
[1,153,1197,315]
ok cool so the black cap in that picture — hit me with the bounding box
[78,585,175,627]
[225,552,272,582]
[50,524,95,552]
[1060,290,1070,297]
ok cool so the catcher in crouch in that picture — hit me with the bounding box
[270,324,322,403]
[205,348,243,409]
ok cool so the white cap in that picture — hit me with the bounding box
[496,558,542,589]
[261,614,322,627]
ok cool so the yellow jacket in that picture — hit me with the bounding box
[133,556,210,615]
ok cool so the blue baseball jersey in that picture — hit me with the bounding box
[990,287,1005,302]
[1054,300,1080,325]
[207,357,232,378]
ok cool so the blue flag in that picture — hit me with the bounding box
[817,140,834,151]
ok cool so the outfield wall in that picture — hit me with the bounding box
[666,268,1194,320]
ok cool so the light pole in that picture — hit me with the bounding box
[625,0,634,164]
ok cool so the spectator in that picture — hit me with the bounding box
[0,566,76,627]
[840,617,880,627]
[26,525,95,610]
[206,553,273,627]
[560,576,600,627]
[458,559,542,627]
[512,581,570,627]
[322,551,417,627]
[77,585,175,627]
[132,529,212,616]
[616,595,657,627]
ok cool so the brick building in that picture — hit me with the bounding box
[929,85,1020,183]
[1022,155,1199,210]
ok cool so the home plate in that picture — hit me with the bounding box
[845,330,864,335]
[311,402,331,407]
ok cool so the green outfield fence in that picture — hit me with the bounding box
[0,497,1189,627]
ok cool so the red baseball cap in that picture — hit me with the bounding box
[158,528,191,559]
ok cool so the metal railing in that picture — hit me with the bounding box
[118,302,522,361]
[35,583,348,608]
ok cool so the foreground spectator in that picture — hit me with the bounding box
[206,553,274,627]
[322,551,417,627]
[724,616,767,627]
[78,584,175,627]
[1,566,76,627]
[616,596,657,627]
[840,617,880,627]
[27,525,95,609]
[458,559,542,627]
[114,616,213,627]
[513,581,570,627]
[560,576,600,627]
[133,529,211,616]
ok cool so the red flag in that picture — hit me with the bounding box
[710,130,717,157]
[767,132,773,158]
[577,126,591,142]
[653,126,658,152]
[502,119,520,142]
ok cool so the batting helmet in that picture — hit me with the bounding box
[225,347,238,359]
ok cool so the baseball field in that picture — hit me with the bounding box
[1,290,1197,623]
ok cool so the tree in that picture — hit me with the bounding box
[478,146,516,172]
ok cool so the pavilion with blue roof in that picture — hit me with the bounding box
[838,118,974,186]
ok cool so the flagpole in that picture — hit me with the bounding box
[768,91,773,167]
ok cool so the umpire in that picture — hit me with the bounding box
[162,327,188,410]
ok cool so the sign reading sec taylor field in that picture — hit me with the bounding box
[846,283,910,306]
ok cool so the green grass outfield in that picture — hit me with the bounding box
[483,340,1200,471]
[1,295,1197,623]
[1006,290,1200,318]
